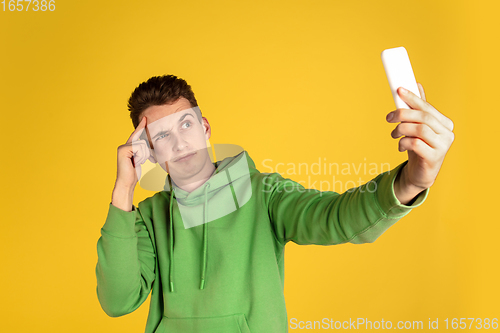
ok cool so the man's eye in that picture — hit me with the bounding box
[155,133,168,141]
[182,121,191,129]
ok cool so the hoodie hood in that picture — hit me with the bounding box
[162,150,252,292]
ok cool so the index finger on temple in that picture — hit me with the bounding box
[127,117,147,144]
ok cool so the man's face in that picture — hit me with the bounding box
[140,97,212,183]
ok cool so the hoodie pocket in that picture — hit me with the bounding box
[155,313,251,333]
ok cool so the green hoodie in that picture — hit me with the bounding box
[96,150,428,333]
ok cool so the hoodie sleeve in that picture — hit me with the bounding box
[95,203,156,317]
[266,160,429,246]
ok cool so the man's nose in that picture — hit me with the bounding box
[171,132,188,151]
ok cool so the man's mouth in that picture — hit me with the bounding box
[173,152,196,162]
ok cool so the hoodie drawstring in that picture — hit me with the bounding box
[169,188,175,292]
[168,162,222,292]
[200,183,210,289]
[168,180,212,292]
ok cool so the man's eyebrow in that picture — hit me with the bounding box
[151,112,195,139]
[178,112,194,123]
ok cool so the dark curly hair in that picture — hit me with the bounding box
[127,75,201,128]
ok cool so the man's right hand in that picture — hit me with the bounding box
[112,117,152,211]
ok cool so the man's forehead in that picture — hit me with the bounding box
[146,106,199,131]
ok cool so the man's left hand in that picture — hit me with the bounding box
[386,83,455,202]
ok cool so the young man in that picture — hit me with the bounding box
[95,75,454,333]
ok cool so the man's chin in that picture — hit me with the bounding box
[160,149,210,172]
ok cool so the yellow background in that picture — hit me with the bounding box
[1,0,497,331]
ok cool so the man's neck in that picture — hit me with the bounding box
[171,162,217,193]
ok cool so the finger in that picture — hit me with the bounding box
[135,163,142,181]
[134,141,146,166]
[391,122,443,149]
[141,140,151,164]
[397,87,454,132]
[127,116,147,144]
[132,140,150,166]
[398,136,434,160]
[131,141,142,166]
[131,123,147,143]
[417,82,426,102]
[139,141,150,165]
[144,120,154,148]
[397,87,428,111]
[387,108,449,135]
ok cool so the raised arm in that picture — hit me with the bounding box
[96,116,156,316]
[265,160,429,246]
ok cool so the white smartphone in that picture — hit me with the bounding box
[381,46,421,109]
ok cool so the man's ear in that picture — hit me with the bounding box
[202,117,211,140]
[148,149,157,164]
